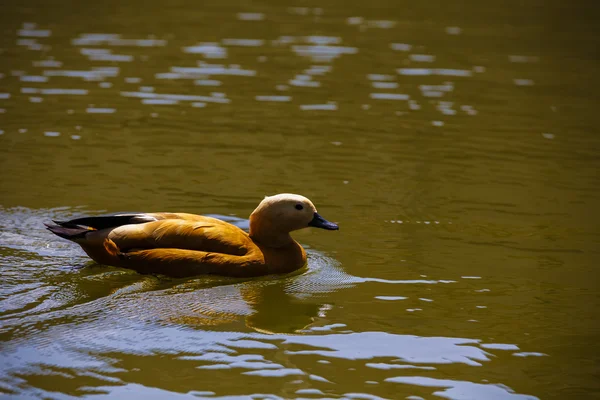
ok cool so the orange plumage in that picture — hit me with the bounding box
[46,194,338,278]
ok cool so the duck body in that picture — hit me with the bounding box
[45,194,338,278]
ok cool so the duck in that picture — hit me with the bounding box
[45,194,339,278]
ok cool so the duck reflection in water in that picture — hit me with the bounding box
[167,273,330,334]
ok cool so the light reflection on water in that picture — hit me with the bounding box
[1,1,598,399]
[386,377,537,400]
[0,13,498,134]
[0,207,540,399]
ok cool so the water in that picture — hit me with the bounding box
[1,0,599,399]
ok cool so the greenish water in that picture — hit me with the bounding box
[1,0,599,399]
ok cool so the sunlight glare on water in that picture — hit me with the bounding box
[1,0,599,399]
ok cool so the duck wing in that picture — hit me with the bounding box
[49,213,267,277]
[104,217,266,277]
[108,216,251,256]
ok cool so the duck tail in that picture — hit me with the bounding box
[45,223,92,241]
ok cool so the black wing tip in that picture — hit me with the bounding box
[45,223,90,240]
[47,213,156,232]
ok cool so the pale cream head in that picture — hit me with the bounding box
[249,193,338,247]
[250,193,317,233]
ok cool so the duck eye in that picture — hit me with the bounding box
[295,204,304,210]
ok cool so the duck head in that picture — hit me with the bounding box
[249,193,338,247]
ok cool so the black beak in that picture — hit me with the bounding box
[308,212,339,230]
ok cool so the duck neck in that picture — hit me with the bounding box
[249,216,294,248]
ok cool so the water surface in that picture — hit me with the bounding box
[1,0,599,399]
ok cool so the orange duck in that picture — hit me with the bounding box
[45,194,338,278]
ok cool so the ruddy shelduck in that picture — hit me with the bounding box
[45,194,338,277]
